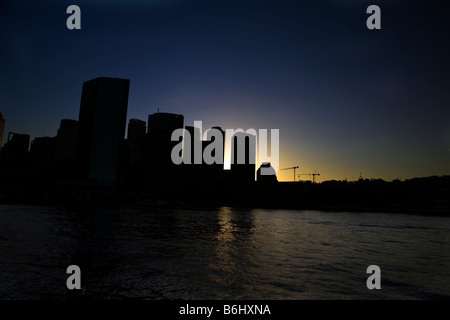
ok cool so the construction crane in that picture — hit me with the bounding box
[281,166,299,182]
[298,170,321,183]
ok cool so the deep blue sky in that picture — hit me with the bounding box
[1,0,449,181]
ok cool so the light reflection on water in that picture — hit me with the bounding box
[1,205,450,299]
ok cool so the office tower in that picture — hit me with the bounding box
[210,126,225,166]
[54,119,78,179]
[54,119,78,163]
[185,125,202,165]
[230,132,256,185]
[124,119,146,189]
[182,125,201,190]
[30,136,55,172]
[2,132,30,158]
[76,77,130,183]
[127,119,146,166]
[0,132,30,174]
[0,112,4,152]
[181,125,224,198]
[146,112,183,190]
[202,126,225,186]
[128,119,146,141]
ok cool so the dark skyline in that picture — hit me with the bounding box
[1,0,449,182]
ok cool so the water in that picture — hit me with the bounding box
[1,205,450,300]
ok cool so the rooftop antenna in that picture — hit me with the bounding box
[157,108,160,113]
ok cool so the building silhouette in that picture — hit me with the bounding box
[0,132,30,176]
[183,125,202,189]
[53,119,79,179]
[0,77,449,213]
[2,132,30,159]
[30,136,55,169]
[230,132,256,186]
[185,125,202,164]
[128,119,146,141]
[257,162,278,183]
[54,119,78,163]
[124,118,147,190]
[0,112,4,152]
[202,126,225,186]
[146,112,184,191]
[127,118,146,166]
[0,78,263,206]
[76,77,130,183]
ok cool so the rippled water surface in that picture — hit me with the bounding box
[1,205,450,299]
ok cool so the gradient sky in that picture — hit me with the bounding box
[1,0,449,182]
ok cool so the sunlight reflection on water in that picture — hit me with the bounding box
[1,205,450,299]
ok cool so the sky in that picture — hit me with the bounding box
[0,0,449,182]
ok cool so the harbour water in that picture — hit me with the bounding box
[1,205,450,299]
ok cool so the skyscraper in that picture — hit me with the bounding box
[146,112,184,189]
[30,136,55,172]
[128,119,146,142]
[183,125,202,189]
[127,118,146,166]
[0,132,30,174]
[202,126,225,186]
[3,132,30,156]
[0,113,5,152]
[123,118,147,190]
[54,119,78,163]
[230,132,256,185]
[76,77,130,183]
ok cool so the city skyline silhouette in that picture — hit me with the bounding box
[1,0,449,183]
[1,1,450,306]
[0,75,448,212]
[0,76,272,207]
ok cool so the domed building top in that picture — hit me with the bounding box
[257,162,278,183]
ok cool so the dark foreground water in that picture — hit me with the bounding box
[1,205,450,300]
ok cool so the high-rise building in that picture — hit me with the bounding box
[3,132,30,156]
[128,119,146,141]
[183,125,202,189]
[54,119,78,163]
[53,119,78,179]
[123,119,147,189]
[127,119,146,166]
[0,112,5,152]
[230,132,256,185]
[202,126,225,186]
[76,77,130,183]
[30,136,55,172]
[0,132,30,174]
[181,125,225,197]
[185,125,201,164]
[146,112,184,189]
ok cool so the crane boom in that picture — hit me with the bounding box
[298,171,321,183]
[281,166,299,182]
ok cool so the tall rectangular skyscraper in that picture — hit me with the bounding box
[76,77,130,182]
[146,112,184,189]
[230,132,256,185]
